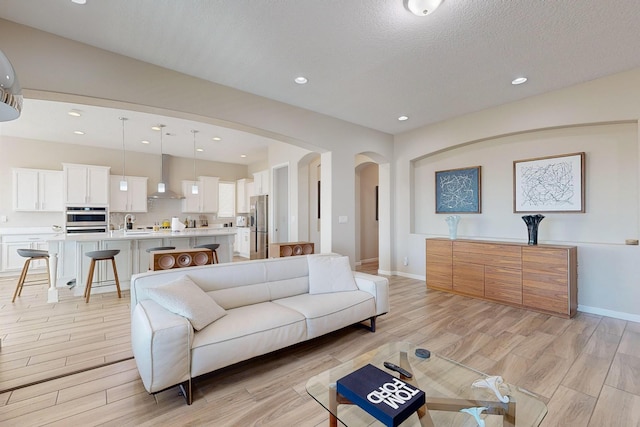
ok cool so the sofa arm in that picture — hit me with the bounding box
[354,272,390,316]
[131,300,193,394]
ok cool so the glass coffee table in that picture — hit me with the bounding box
[306,342,547,427]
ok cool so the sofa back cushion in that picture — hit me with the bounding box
[130,255,315,310]
[207,283,271,309]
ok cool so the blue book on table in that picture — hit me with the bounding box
[336,363,425,427]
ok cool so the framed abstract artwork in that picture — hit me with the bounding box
[513,152,585,213]
[435,166,481,213]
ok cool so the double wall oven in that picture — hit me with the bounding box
[65,207,108,234]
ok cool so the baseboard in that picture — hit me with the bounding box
[578,305,640,323]
[389,271,425,281]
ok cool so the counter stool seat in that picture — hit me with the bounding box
[194,243,220,264]
[145,246,176,253]
[84,249,121,303]
[12,249,50,303]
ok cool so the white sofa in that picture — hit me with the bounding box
[129,254,390,404]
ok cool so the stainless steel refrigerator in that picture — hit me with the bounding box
[250,195,268,259]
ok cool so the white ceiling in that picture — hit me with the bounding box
[2,1,640,152]
[0,99,272,165]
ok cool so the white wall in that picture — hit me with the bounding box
[412,123,637,242]
[267,142,316,244]
[395,68,640,320]
[0,19,394,265]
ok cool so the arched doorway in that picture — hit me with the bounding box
[355,152,390,273]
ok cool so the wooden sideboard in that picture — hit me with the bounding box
[426,238,577,318]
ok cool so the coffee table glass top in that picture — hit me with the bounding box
[305,342,547,427]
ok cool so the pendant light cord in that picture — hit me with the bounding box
[120,117,127,179]
[192,129,198,181]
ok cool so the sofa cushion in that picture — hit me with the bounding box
[208,282,271,310]
[307,255,358,294]
[273,291,375,339]
[146,275,227,331]
[190,302,307,377]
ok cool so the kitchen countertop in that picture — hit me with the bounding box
[4,227,237,241]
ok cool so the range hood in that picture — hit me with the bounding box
[148,154,185,199]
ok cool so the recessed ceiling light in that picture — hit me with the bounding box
[71,0,87,4]
[141,140,150,144]
[294,76,308,85]
[512,77,528,85]
[398,115,409,121]
[240,154,247,158]
[405,0,443,16]
[196,148,204,152]
[73,130,85,135]
[151,126,162,131]
[212,136,221,141]
[68,110,82,117]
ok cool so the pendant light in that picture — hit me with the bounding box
[118,117,128,191]
[191,129,199,195]
[157,124,166,193]
[0,50,22,122]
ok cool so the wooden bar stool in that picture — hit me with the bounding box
[84,249,121,303]
[12,249,50,302]
[194,243,220,264]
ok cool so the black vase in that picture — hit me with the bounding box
[522,214,545,245]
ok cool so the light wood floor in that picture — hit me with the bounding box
[1,262,639,426]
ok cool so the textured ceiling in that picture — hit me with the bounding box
[1,0,640,141]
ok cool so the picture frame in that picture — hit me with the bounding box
[435,166,481,213]
[513,152,585,213]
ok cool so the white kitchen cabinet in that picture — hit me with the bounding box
[236,178,254,213]
[181,176,219,213]
[63,164,111,206]
[109,175,148,212]
[235,227,250,258]
[13,168,64,212]
[253,170,269,195]
[1,234,53,272]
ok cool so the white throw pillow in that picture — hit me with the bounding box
[146,275,226,331]
[308,255,358,294]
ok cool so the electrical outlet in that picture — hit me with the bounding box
[0,215,7,223]
[403,257,408,266]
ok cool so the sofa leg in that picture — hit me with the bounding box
[369,316,376,332]
[179,379,193,405]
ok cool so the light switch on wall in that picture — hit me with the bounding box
[338,216,348,224]
[0,215,7,223]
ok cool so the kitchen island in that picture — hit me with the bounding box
[44,228,236,302]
